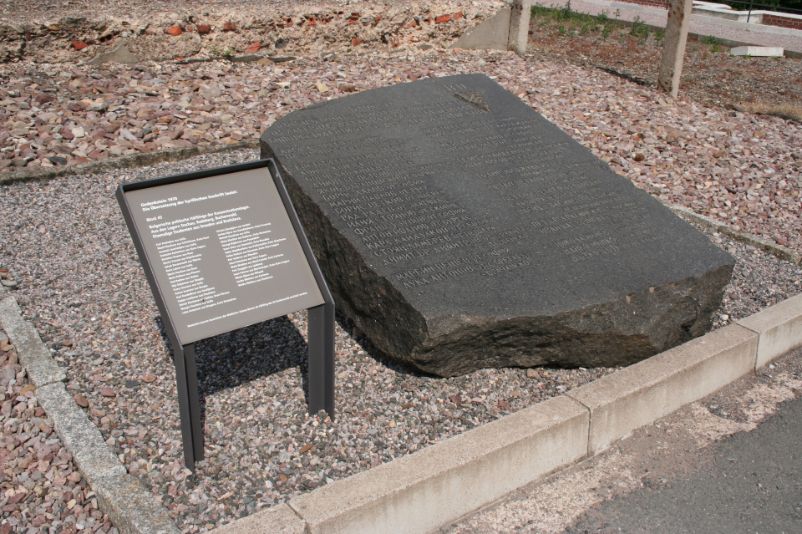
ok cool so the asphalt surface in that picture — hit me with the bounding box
[567,393,802,534]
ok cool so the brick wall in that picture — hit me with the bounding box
[761,14,802,29]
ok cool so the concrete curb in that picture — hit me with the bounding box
[737,293,802,369]
[2,283,801,534]
[0,293,179,534]
[669,204,802,265]
[0,296,65,388]
[291,395,588,534]
[209,293,802,533]
[567,324,758,453]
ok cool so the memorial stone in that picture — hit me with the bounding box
[261,73,734,377]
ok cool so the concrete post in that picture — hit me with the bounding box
[508,0,532,55]
[658,0,693,97]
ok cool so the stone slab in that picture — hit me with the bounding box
[730,46,784,56]
[261,73,733,376]
[568,323,757,453]
[211,504,305,534]
[737,293,802,368]
[35,382,127,485]
[93,473,180,534]
[0,295,66,387]
[289,395,588,533]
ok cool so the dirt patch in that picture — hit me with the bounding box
[0,1,498,64]
[528,6,802,121]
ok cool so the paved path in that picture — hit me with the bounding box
[532,0,802,53]
[569,392,802,533]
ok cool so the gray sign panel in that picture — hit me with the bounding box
[124,166,324,345]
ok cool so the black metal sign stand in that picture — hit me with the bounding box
[117,159,335,471]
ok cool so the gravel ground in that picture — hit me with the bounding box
[0,0,500,26]
[527,6,802,118]
[2,50,799,254]
[1,145,800,531]
[1,1,800,530]
[0,325,115,533]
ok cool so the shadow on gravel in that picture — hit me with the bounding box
[155,316,309,428]
[153,308,436,431]
[334,312,443,379]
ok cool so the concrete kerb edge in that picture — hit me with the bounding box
[669,204,802,265]
[737,293,802,369]
[0,293,179,534]
[209,294,802,533]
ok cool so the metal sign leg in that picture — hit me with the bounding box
[307,303,335,418]
[183,344,205,462]
[174,343,204,470]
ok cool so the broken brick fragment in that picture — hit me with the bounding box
[165,25,183,36]
[71,40,88,51]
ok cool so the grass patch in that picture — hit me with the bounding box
[629,16,649,39]
[531,4,660,41]
[700,35,723,53]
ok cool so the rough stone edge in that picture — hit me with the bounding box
[0,140,259,186]
[0,293,179,534]
[669,204,802,265]
[208,293,802,534]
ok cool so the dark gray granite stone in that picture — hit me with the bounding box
[260,73,734,377]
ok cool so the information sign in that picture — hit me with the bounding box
[118,160,334,470]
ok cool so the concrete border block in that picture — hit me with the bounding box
[0,296,66,387]
[452,6,512,51]
[93,473,180,534]
[288,395,588,534]
[737,293,802,369]
[568,324,757,453]
[669,204,801,265]
[730,45,784,57]
[212,504,305,534]
[36,382,127,485]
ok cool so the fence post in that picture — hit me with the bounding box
[658,0,693,97]
[508,0,532,55]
